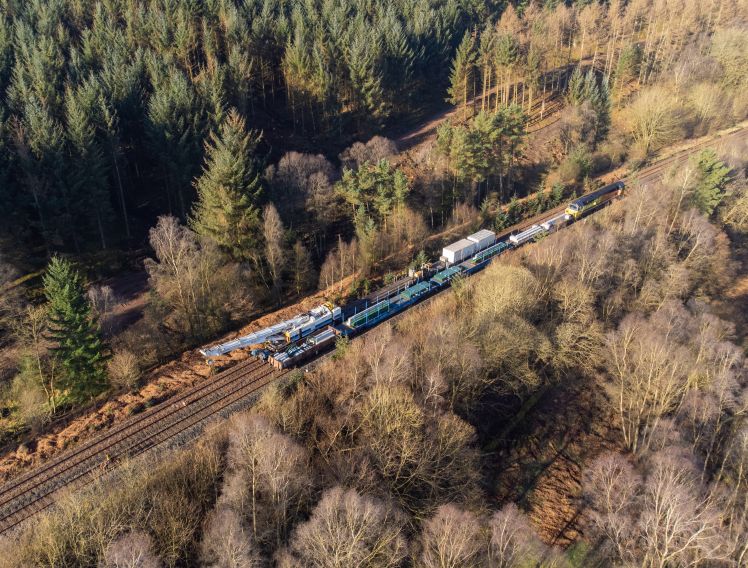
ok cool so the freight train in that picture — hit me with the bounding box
[200,182,625,368]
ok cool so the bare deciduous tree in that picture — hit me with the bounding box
[488,504,549,568]
[145,216,252,341]
[639,450,730,567]
[88,284,117,333]
[107,349,140,390]
[101,531,161,568]
[200,507,261,568]
[285,487,407,568]
[605,307,693,454]
[318,238,358,291]
[471,264,540,321]
[220,414,313,550]
[263,204,286,302]
[584,453,642,564]
[621,86,683,160]
[418,504,484,568]
[339,136,397,170]
[290,241,314,296]
[585,449,734,567]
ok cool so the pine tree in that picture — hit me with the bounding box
[19,98,72,251]
[582,69,598,103]
[335,160,410,227]
[65,81,115,250]
[566,66,585,106]
[43,257,108,401]
[494,34,519,108]
[691,149,731,216]
[551,182,566,206]
[591,76,611,145]
[347,29,389,125]
[100,101,131,240]
[447,31,477,119]
[190,109,264,261]
[490,105,526,198]
[147,70,203,218]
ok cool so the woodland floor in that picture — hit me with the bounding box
[489,375,621,548]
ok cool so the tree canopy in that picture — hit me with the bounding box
[190,109,264,262]
[43,257,108,401]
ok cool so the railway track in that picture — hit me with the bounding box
[1,124,745,537]
[630,126,748,186]
[0,358,287,535]
[508,125,748,236]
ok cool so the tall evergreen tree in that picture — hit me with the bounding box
[493,33,519,108]
[591,75,611,145]
[190,109,264,261]
[347,31,389,124]
[43,257,108,401]
[65,81,115,250]
[18,98,72,251]
[691,149,731,216]
[566,66,585,106]
[147,70,203,219]
[447,31,477,119]
[335,160,410,228]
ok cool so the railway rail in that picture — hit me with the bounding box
[0,358,286,535]
[1,124,745,537]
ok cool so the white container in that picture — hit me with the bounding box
[442,239,477,264]
[467,229,497,251]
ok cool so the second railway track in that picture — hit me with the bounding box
[0,358,286,534]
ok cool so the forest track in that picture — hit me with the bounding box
[0,358,286,535]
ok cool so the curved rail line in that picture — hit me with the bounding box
[0,125,745,536]
[0,358,286,534]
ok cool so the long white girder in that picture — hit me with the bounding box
[199,305,336,358]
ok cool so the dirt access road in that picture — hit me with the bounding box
[393,73,570,152]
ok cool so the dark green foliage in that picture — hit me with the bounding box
[43,257,108,401]
[147,70,204,219]
[494,208,510,231]
[550,182,566,206]
[566,68,610,146]
[0,0,491,261]
[65,81,116,250]
[615,44,642,85]
[447,31,478,112]
[506,195,521,224]
[566,67,586,107]
[335,160,409,227]
[411,249,429,269]
[190,109,264,262]
[437,107,526,200]
[690,149,731,216]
